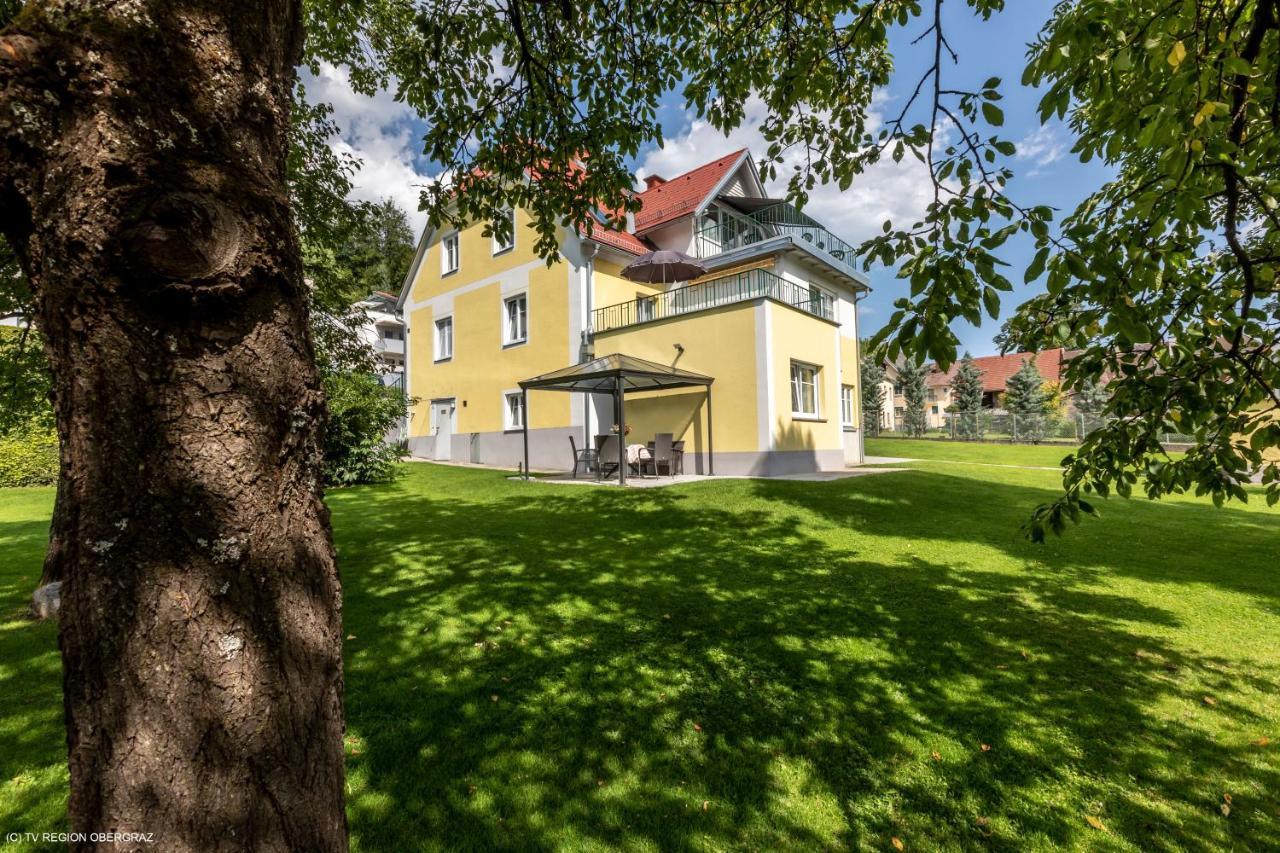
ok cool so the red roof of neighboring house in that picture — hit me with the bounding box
[633,149,748,232]
[927,348,1069,393]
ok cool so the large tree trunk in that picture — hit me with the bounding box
[0,3,347,850]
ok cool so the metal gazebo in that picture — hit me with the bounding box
[518,353,715,484]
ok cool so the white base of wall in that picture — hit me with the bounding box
[407,431,849,476]
[842,429,863,466]
[407,427,579,471]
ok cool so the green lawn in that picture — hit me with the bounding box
[867,436,1093,468]
[1,445,1278,850]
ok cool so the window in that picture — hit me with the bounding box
[492,209,515,255]
[790,361,820,417]
[504,294,528,345]
[441,233,459,275]
[637,293,656,323]
[434,316,453,361]
[504,392,525,430]
[841,385,855,426]
[380,325,403,340]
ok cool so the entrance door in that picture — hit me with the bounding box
[431,399,454,461]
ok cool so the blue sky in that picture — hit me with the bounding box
[305,1,1111,356]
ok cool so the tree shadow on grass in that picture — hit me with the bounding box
[1,466,1275,849]
[328,467,1280,851]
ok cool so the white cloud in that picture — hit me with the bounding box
[635,95,938,247]
[1016,124,1069,177]
[302,63,434,232]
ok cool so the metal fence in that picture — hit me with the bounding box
[870,410,1195,446]
[590,267,833,333]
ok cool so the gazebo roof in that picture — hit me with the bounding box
[518,353,714,393]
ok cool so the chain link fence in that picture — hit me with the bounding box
[869,410,1195,447]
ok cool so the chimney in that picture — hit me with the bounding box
[643,174,667,189]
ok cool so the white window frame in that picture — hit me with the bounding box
[434,315,453,362]
[503,293,528,346]
[790,360,821,418]
[441,232,460,276]
[841,385,855,427]
[503,390,525,431]
[492,208,516,255]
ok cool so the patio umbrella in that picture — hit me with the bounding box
[620,250,708,285]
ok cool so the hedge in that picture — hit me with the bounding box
[0,425,59,487]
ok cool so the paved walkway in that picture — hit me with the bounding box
[861,455,917,465]
[514,466,912,488]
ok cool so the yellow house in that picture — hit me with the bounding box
[395,149,871,476]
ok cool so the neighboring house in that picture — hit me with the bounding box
[877,357,904,430]
[356,291,407,379]
[396,148,871,475]
[923,347,1074,427]
[355,290,407,440]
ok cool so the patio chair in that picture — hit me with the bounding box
[596,434,621,480]
[650,433,675,477]
[568,435,597,479]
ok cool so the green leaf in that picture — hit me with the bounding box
[981,103,1004,126]
[982,286,1000,319]
[1025,247,1049,283]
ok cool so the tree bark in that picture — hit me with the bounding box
[0,3,347,850]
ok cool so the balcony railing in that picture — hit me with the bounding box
[591,267,834,334]
[693,202,859,277]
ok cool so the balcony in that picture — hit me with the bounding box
[693,200,860,279]
[591,267,835,334]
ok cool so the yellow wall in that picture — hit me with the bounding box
[839,328,860,430]
[409,208,544,304]
[593,257,663,309]
[406,209,572,437]
[769,303,843,452]
[595,303,760,453]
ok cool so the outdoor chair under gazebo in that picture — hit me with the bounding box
[517,353,714,485]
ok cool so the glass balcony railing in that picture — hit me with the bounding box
[693,202,859,277]
[590,267,835,334]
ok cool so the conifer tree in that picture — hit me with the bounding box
[860,359,886,436]
[1004,359,1049,443]
[900,361,929,438]
[948,352,985,439]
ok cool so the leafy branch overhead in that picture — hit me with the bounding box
[311,0,1277,531]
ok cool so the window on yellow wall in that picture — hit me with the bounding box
[504,392,525,430]
[637,293,655,322]
[434,317,453,361]
[492,209,515,255]
[790,361,820,417]
[841,385,854,426]
[441,233,459,276]
[504,294,528,345]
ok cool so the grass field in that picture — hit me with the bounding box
[866,436,1086,468]
[1,443,1278,850]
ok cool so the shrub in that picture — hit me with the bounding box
[0,423,58,487]
[323,370,409,486]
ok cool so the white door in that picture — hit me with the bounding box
[432,400,454,461]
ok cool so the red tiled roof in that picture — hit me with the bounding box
[581,221,651,255]
[926,348,1068,392]
[633,149,748,232]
